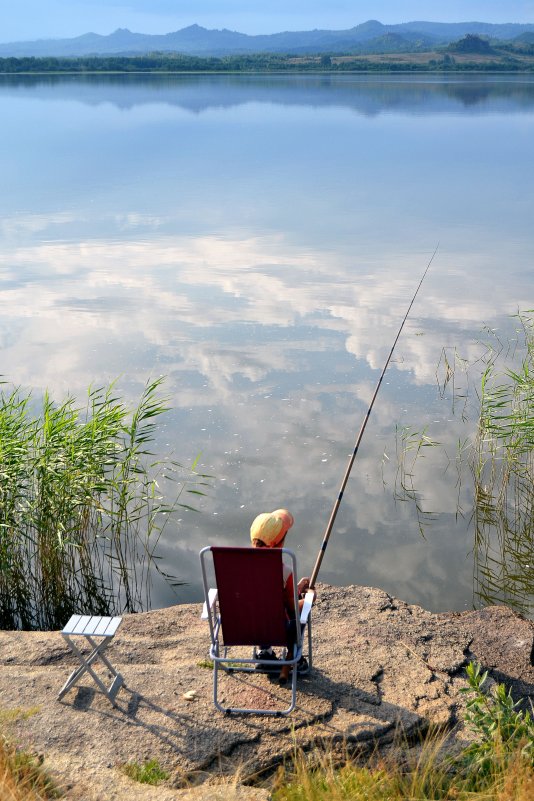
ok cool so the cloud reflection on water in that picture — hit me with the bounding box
[1,232,528,389]
[1,75,532,614]
[0,225,527,614]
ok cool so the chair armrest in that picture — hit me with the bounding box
[299,590,315,625]
[201,588,218,619]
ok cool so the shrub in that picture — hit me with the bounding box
[457,660,534,785]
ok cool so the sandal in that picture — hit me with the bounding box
[255,650,280,673]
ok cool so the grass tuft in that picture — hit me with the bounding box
[121,758,169,786]
[0,707,41,726]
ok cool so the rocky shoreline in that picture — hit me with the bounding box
[1,583,533,800]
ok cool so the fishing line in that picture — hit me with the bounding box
[309,245,439,589]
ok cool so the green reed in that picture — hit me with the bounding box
[0,377,208,630]
[393,424,440,536]
[471,312,534,614]
[391,312,534,615]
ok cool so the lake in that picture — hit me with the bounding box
[0,73,533,614]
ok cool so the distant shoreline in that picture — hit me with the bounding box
[2,68,534,76]
[1,50,534,75]
[2,69,534,76]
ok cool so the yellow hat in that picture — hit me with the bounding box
[250,509,294,547]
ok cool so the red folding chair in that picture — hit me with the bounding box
[199,546,314,715]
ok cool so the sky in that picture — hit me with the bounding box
[1,0,534,42]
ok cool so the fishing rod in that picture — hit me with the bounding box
[309,245,438,589]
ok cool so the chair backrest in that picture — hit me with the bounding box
[210,546,292,647]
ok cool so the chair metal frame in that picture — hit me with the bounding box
[200,545,314,716]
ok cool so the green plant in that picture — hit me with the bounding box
[457,661,534,785]
[122,758,169,786]
[0,377,210,630]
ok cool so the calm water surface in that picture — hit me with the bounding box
[0,74,533,613]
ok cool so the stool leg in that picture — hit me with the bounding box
[86,636,120,677]
[58,635,123,705]
[58,635,90,699]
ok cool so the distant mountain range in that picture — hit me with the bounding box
[2,20,534,58]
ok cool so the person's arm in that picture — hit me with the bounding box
[284,572,296,615]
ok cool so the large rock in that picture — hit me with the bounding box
[0,584,533,799]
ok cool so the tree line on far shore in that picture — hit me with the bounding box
[1,51,534,73]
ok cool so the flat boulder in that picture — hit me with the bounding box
[0,584,532,799]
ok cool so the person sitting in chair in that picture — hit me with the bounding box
[250,508,313,684]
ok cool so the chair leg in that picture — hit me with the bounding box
[212,652,299,716]
[212,660,227,714]
[288,660,298,714]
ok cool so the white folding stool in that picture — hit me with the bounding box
[58,615,124,706]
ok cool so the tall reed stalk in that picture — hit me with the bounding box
[0,378,206,631]
[471,312,534,614]
[394,312,534,615]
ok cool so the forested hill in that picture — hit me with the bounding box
[1,20,534,58]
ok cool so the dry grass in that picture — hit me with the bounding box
[272,679,534,801]
[0,736,59,800]
[271,740,534,801]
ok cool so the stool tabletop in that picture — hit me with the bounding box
[61,615,122,638]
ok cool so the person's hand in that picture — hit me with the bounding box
[297,577,312,597]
